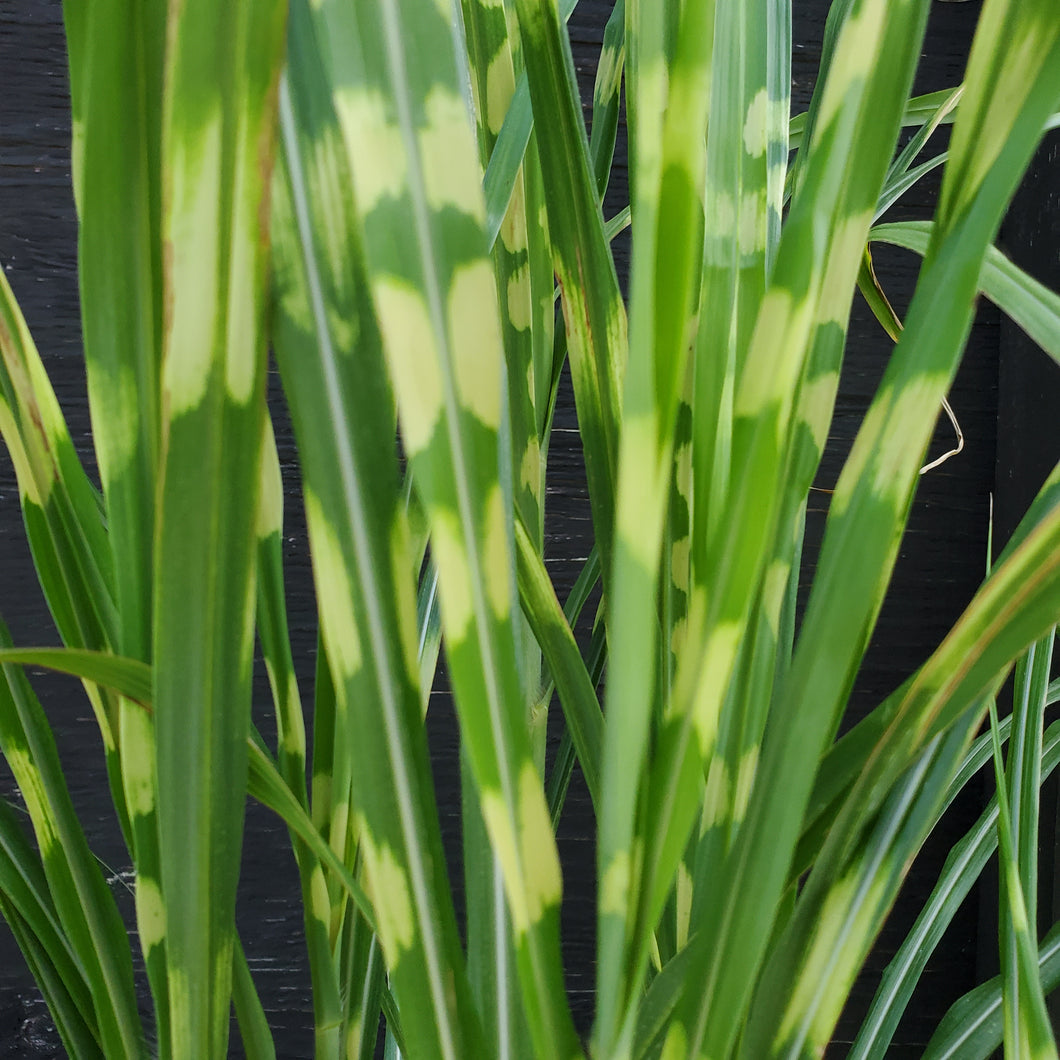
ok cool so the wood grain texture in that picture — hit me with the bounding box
[0,1,1052,1056]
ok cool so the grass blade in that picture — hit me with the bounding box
[925,919,1060,1060]
[481,0,579,249]
[0,799,102,1058]
[850,718,1060,1060]
[874,86,961,220]
[989,694,1058,1058]
[587,0,626,201]
[996,629,1057,1057]
[67,0,163,667]
[61,9,171,1026]
[789,88,961,153]
[0,271,116,655]
[665,0,990,1052]
[153,1,287,1053]
[664,0,793,992]
[0,624,142,1058]
[0,660,386,944]
[595,0,720,1042]
[871,220,1060,365]
[303,0,581,1053]
[0,649,151,705]
[232,936,277,1060]
[458,13,553,1009]
[0,276,126,837]
[460,13,543,999]
[515,0,626,587]
[246,740,376,933]
[514,516,603,811]
[255,416,345,1058]
[796,466,1060,961]
[273,5,490,1053]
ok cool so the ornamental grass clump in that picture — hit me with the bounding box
[1,0,1060,1057]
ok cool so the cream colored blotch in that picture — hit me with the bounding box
[448,260,504,430]
[374,278,443,454]
[419,87,484,217]
[335,88,407,212]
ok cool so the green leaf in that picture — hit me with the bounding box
[0,623,143,1058]
[849,717,1060,1059]
[231,937,277,1060]
[692,5,1060,1054]
[818,459,1060,867]
[481,0,579,248]
[0,649,151,705]
[152,1,287,1054]
[924,919,1060,1060]
[788,88,961,152]
[60,9,171,1026]
[515,0,626,590]
[740,717,978,1059]
[587,0,626,201]
[875,86,961,220]
[298,0,581,1053]
[996,629,1057,1058]
[66,0,164,667]
[273,4,491,1055]
[0,270,117,657]
[254,416,347,1059]
[595,0,723,1043]
[870,220,1060,365]
[246,739,377,935]
[632,942,696,1060]
[642,1,938,1055]
[0,799,102,1058]
[0,275,126,849]
[514,515,603,811]
[989,693,1057,1059]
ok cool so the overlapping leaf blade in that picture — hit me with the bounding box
[295,1,581,1055]
[273,4,489,1055]
[925,920,1060,1060]
[848,717,1060,1060]
[0,625,142,1058]
[718,0,1060,1031]
[655,0,794,1001]
[658,0,983,1054]
[461,5,549,1047]
[996,631,1057,1057]
[870,221,1060,364]
[253,413,346,1057]
[0,799,96,1050]
[0,273,115,657]
[515,0,626,591]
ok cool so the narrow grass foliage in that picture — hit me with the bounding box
[1,0,1059,1057]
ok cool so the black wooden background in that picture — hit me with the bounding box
[0,1,1057,1056]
